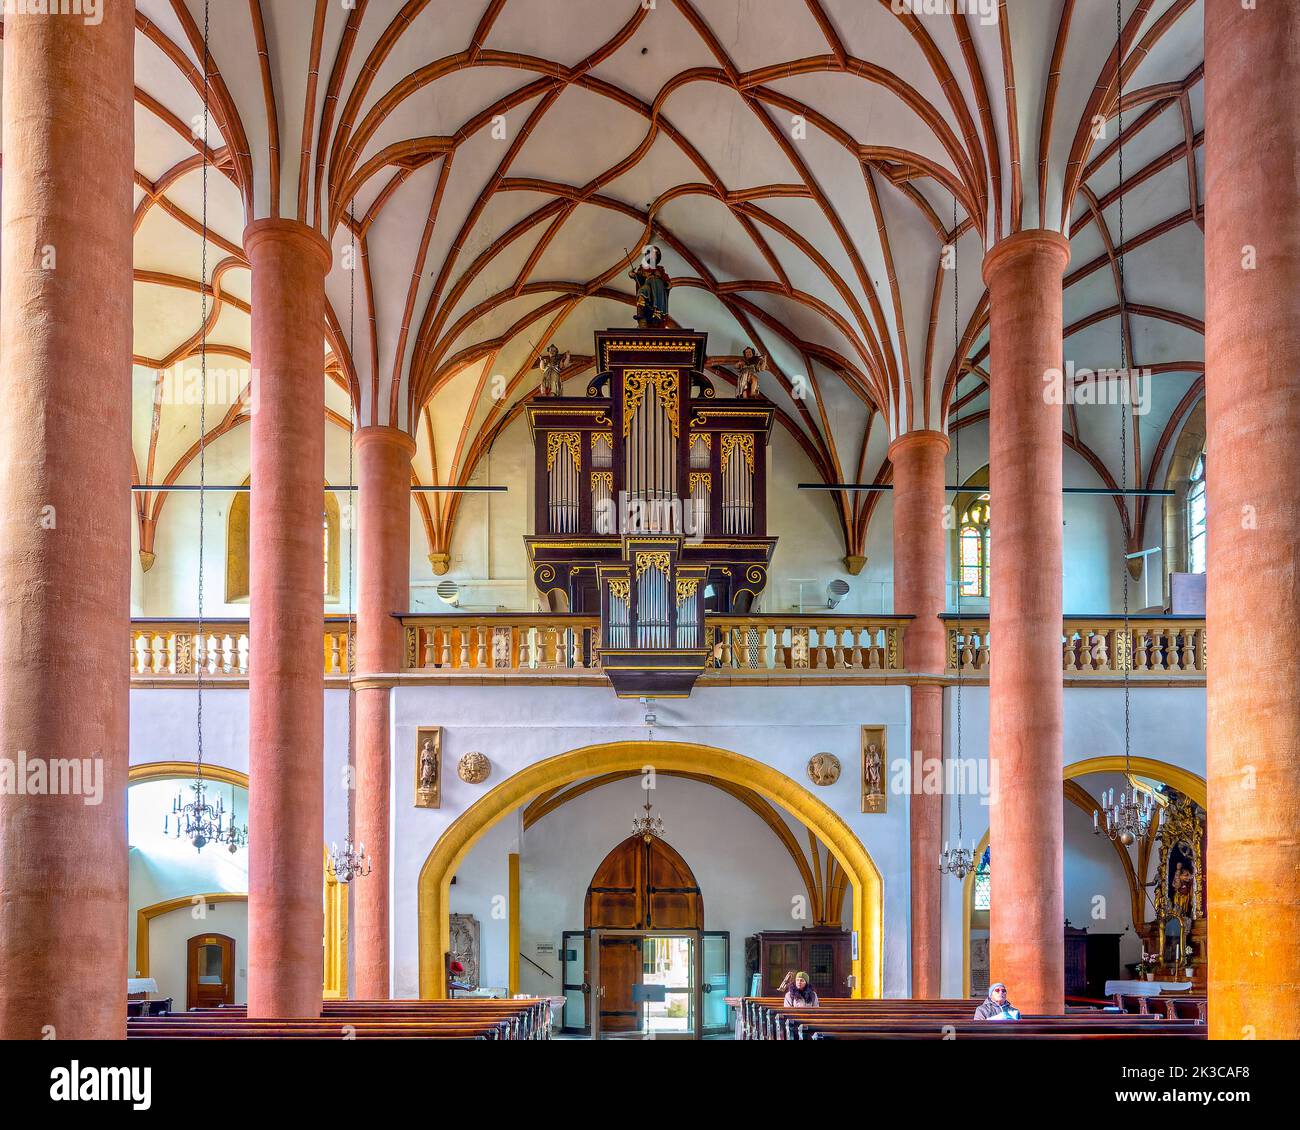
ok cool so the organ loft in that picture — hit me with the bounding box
[524,297,776,696]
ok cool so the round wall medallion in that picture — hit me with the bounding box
[457,751,491,784]
[807,752,841,787]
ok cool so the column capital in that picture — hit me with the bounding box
[355,424,417,459]
[243,218,332,272]
[887,429,950,462]
[981,228,1070,284]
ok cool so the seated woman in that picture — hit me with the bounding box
[973,982,1021,1020]
[781,970,819,1008]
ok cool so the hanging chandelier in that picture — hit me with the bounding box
[938,190,974,884]
[1094,784,1158,846]
[633,799,665,843]
[166,779,246,853]
[328,838,370,883]
[174,0,220,855]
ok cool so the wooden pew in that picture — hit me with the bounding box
[738,998,1207,1042]
[128,999,550,1041]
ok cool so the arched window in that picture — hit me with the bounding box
[226,480,340,603]
[973,846,990,911]
[1162,398,1206,585]
[950,467,991,603]
[1186,453,1207,575]
[959,497,990,598]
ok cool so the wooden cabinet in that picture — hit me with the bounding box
[752,928,852,998]
[1064,927,1122,999]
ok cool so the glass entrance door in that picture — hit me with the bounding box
[701,931,730,1035]
[590,929,701,1039]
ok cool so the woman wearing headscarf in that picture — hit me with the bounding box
[782,971,819,1008]
[973,982,1020,1020]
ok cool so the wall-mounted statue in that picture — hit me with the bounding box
[862,726,887,813]
[736,347,766,399]
[536,343,569,397]
[629,244,671,328]
[415,727,441,809]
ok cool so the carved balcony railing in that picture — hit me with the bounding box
[944,616,1207,676]
[402,615,602,672]
[398,614,910,675]
[705,616,907,673]
[130,618,354,678]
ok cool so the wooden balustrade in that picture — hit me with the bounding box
[127,614,1206,680]
[706,616,907,673]
[130,619,353,678]
[401,615,601,673]
[945,617,1207,677]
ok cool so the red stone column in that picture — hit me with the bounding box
[1204,0,1300,1041]
[982,230,1070,1015]
[889,430,950,998]
[0,6,134,1042]
[353,426,415,999]
[245,220,331,1018]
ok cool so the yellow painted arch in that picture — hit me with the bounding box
[417,740,882,999]
[962,756,1206,996]
[127,761,349,999]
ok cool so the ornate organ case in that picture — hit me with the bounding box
[524,328,777,697]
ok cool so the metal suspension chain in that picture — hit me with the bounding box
[1116,0,1132,776]
[952,191,964,851]
[196,0,211,783]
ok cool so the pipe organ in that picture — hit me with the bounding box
[525,328,776,696]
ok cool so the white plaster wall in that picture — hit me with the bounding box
[134,419,360,617]
[128,687,354,857]
[389,683,913,999]
[938,685,1206,996]
[146,900,248,1007]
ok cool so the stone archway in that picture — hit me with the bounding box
[127,762,348,999]
[961,756,1207,996]
[417,740,883,999]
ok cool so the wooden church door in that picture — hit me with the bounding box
[583,834,703,1036]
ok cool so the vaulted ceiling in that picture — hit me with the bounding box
[0,0,1207,561]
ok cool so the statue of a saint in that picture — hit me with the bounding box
[865,743,883,796]
[1172,860,1194,920]
[736,346,766,399]
[629,245,670,328]
[536,343,569,396]
[419,737,439,792]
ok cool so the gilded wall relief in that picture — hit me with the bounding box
[862,725,887,814]
[415,726,441,809]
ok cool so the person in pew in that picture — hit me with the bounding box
[781,971,819,1008]
[973,982,1021,1021]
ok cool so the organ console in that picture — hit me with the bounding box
[525,327,777,696]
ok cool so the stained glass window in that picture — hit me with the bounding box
[1187,453,1206,575]
[974,846,991,911]
[959,495,990,598]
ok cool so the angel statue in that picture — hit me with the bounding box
[536,343,570,396]
[629,244,671,328]
[736,346,766,399]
